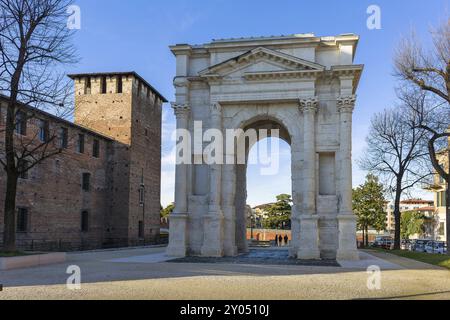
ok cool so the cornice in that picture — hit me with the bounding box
[244,70,321,81]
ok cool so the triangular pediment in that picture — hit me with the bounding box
[199,47,325,79]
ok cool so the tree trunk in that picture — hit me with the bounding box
[365,226,369,247]
[3,170,18,252]
[446,182,450,255]
[362,227,366,248]
[394,187,402,250]
[2,62,24,253]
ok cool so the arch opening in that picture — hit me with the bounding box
[233,117,295,254]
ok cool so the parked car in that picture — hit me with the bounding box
[401,240,412,251]
[373,236,393,248]
[381,239,394,250]
[411,239,427,252]
[425,241,448,255]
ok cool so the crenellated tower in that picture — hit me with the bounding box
[69,72,167,246]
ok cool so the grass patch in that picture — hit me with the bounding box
[0,251,34,258]
[370,248,450,270]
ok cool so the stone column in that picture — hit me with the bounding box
[235,164,249,253]
[297,98,320,260]
[201,102,224,257]
[290,142,303,258]
[222,164,238,256]
[336,96,359,261]
[167,103,191,257]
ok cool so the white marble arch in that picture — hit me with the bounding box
[167,34,364,260]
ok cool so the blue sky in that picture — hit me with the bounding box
[70,0,448,206]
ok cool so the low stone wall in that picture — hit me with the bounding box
[0,253,66,270]
[247,229,292,241]
[0,234,166,252]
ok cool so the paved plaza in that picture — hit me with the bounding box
[0,247,449,300]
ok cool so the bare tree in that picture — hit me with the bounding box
[395,18,450,251]
[0,0,77,252]
[360,105,431,250]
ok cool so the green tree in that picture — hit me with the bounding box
[161,203,175,219]
[401,211,426,240]
[353,174,387,247]
[263,194,292,230]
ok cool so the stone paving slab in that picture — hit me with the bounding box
[106,252,174,264]
[338,251,403,270]
[169,249,340,267]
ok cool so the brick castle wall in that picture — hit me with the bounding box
[0,72,165,251]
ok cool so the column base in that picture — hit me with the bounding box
[337,213,359,261]
[223,245,238,257]
[167,246,187,258]
[289,209,300,259]
[166,213,188,258]
[201,211,224,257]
[297,248,321,260]
[297,215,321,260]
[336,250,360,261]
[222,205,237,257]
[289,247,298,259]
[201,246,224,257]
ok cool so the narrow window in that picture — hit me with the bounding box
[38,119,49,142]
[117,76,123,93]
[93,139,100,158]
[82,172,91,192]
[17,208,29,233]
[15,111,27,135]
[138,221,144,239]
[84,77,91,94]
[77,134,85,153]
[59,127,68,149]
[101,76,107,94]
[18,160,29,179]
[137,81,142,95]
[81,211,89,232]
[139,185,145,206]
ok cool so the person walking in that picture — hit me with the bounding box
[278,235,283,247]
[284,235,289,246]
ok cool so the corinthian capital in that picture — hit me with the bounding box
[337,95,356,113]
[210,102,222,117]
[299,97,319,113]
[171,102,191,119]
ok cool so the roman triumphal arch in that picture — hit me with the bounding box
[167,34,364,260]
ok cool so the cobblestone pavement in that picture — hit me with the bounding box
[1,246,449,300]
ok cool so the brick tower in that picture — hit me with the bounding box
[69,72,167,247]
